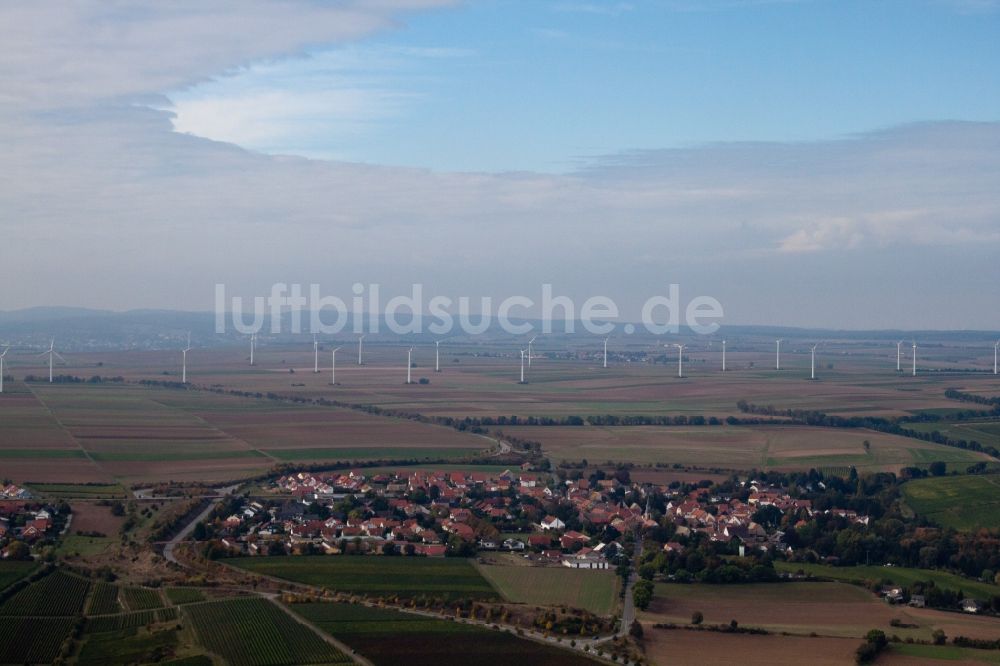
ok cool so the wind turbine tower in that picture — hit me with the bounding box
[896,340,903,372]
[912,341,917,377]
[330,347,341,385]
[994,340,998,375]
[776,339,783,371]
[357,334,365,366]
[182,333,192,384]
[435,340,442,373]
[519,349,527,384]
[674,343,685,378]
[810,344,818,380]
[406,347,413,385]
[0,346,8,394]
[603,337,609,369]
[313,335,319,373]
[250,333,256,366]
[722,340,727,372]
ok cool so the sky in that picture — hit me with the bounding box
[1,0,999,329]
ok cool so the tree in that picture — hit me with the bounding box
[932,629,947,645]
[629,620,644,639]
[929,461,947,477]
[4,541,30,561]
[691,611,703,625]
[192,522,207,541]
[632,580,654,610]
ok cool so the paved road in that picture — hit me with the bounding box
[163,484,239,566]
[618,533,642,636]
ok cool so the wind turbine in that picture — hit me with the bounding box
[775,339,783,371]
[0,346,8,394]
[357,334,365,366]
[911,341,917,376]
[250,332,256,366]
[673,343,685,378]
[896,340,903,373]
[722,339,727,372]
[603,337,609,369]
[406,347,414,385]
[330,347,341,385]
[528,336,537,368]
[313,334,319,374]
[994,340,998,375]
[181,333,192,384]
[435,340,442,373]
[40,339,66,383]
[519,349,527,384]
[810,344,819,380]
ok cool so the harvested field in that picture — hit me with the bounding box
[504,424,988,472]
[70,501,125,535]
[641,626,860,666]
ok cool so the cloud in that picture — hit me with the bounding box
[0,2,998,328]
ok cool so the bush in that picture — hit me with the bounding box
[691,611,703,625]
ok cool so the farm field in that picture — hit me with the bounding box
[902,474,1000,530]
[0,569,90,616]
[76,626,184,666]
[26,482,127,499]
[183,597,352,666]
[774,562,1000,601]
[0,560,38,592]
[0,616,76,664]
[640,627,860,666]
[87,581,123,614]
[33,342,1000,424]
[292,601,600,666]
[905,420,1000,450]
[642,582,1000,643]
[475,560,618,615]
[0,382,492,483]
[884,642,1000,663]
[165,587,206,605]
[501,424,990,472]
[226,555,499,600]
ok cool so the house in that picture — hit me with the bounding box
[561,548,608,569]
[503,538,526,551]
[881,587,904,604]
[961,599,981,614]
[540,516,566,531]
[908,595,925,608]
[478,538,499,550]
[560,531,589,549]
[528,534,553,549]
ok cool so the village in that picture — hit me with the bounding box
[0,483,60,559]
[194,467,872,574]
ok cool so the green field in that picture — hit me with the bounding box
[902,474,1000,530]
[184,597,351,666]
[890,642,1000,663]
[85,608,178,633]
[227,556,499,600]
[0,617,75,664]
[0,569,90,616]
[905,420,1000,450]
[121,586,165,611]
[27,482,127,498]
[292,602,599,666]
[57,534,116,556]
[775,562,1000,600]
[0,561,38,592]
[475,563,618,615]
[87,581,123,614]
[77,626,181,665]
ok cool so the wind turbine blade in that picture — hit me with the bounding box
[53,351,68,363]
